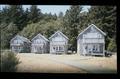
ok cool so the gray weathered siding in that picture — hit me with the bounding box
[31,34,49,53]
[77,24,106,56]
[49,31,68,54]
[10,35,30,53]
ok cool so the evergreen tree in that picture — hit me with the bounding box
[88,6,116,50]
[1,22,18,49]
[58,12,64,19]
[7,5,24,30]
[63,5,82,52]
[28,5,42,23]
[0,5,116,52]
[0,6,11,24]
[53,13,57,20]
[78,11,89,33]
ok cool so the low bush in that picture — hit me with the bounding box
[0,51,20,72]
[107,38,117,52]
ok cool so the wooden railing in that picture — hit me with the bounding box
[82,38,104,43]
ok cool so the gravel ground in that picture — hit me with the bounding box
[16,53,87,73]
[16,53,117,73]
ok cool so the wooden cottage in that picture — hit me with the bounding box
[49,31,69,54]
[31,33,49,53]
[10,35,31,53]
[77,24,106,56]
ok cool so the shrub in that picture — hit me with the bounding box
[107,38,117,52]
[0,51,20,72]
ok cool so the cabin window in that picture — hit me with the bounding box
[92,45,100,52]
[37,40,38,43]
[59,46,64,51]
[16,41,18,44]
[14,46,20,51]
[93,45,95,52]
[98,34,101,38]
[53,46,64,52]
[88,48,91,53]
[39,46,42,50]
[85,46,88,49]
[53,46,56,51]
[91,27,96,32]
[19,46,21,50]
[83,35,85,38]
[53,47,55,50]
[56,47,58,51]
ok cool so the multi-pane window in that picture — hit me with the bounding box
[39,46,42,50]
[53,46,64,52]
[59,46,64,51]
[53,47,55,50]
[56,47,58,51]
[35,39,43,44]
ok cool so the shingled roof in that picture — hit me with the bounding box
[77,24,106,39]
[10,35,31,43]
[31,33,49,42]
[49,30,69,40]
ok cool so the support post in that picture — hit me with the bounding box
[103,43,105,57]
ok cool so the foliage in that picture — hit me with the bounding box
[0,51,20,72]
[0,5,117,52]
[1,22,18,49]
[20,19,61,39]
[27,5,43,23]
[87,6,116,49]
[107,38,117,52]
[63,5,82,51]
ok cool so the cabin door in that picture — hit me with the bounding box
[52,46,64,53]
[88,44,100,54]
[37,46,43,53]
[84,44,92,55]
[52,46,56,53]
[92,44,100,53]
[83,45,87,55]
[88,44,93,54]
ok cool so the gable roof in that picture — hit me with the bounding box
[49,30,69,40]
[31,33,49,42]
[10,35,31,43]
[77,24,106,39]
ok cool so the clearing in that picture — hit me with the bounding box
[16,53,117,73]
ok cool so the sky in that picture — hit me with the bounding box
[0,5,91,15]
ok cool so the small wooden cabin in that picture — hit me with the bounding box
[31,33,49,53]
[77,24,106,56]
[10,35,31,53]
[49,31,69,54]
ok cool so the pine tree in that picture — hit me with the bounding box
[28,5,42,23]
[0,6,9,24]
[1,22,18,49]
[7,5,24,30]
[63,5,82,52]
[58,12,63,19]
[88,6,116,51]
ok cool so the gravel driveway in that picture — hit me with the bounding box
[16,53,117,73]
[16,53,87,73]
